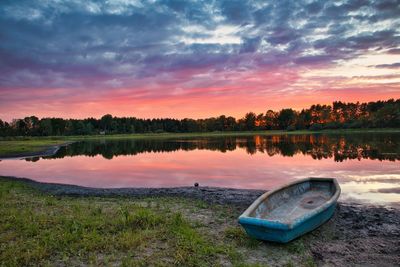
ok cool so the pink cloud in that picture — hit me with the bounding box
[1,60,399,121]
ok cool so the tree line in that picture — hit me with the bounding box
[1,98,399,136]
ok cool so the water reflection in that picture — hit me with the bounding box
[1,133,399,207]
[31,133,400,162]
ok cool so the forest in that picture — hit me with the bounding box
[1,99,399,136]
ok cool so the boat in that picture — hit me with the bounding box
[238,177,340,243]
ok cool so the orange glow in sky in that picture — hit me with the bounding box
[1,1,400,121]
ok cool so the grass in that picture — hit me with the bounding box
[0,140,68,157]
[1,128,399,157]
[0,178,317,266]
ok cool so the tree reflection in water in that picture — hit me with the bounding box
[26,133,400,162]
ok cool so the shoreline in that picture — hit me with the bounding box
[1,175,398,208]
[1,175,399,265]
[0,176,265,206]
[0,141,74,160]
[1,128,399,159]
[1,128,400,141]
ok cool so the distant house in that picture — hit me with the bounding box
[99,131,106,135]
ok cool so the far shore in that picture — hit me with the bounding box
[1,128,399,158]
[0,141,75,159]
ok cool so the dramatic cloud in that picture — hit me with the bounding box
[1,0,400,120]
[373,62,400,68]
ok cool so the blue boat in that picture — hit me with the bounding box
[238,177,341,243]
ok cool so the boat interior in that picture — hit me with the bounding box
[249,180,337,224]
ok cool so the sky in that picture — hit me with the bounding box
[1,0,400,121]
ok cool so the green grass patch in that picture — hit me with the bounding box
[0,179,245,265]
[0,140,66,157]
[0,178,323,266]
[224,226,262,248]
[285,239,306,254]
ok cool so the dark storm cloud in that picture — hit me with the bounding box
[373,62,400,68]
[240,37,262,53]
[371,187,400,194]
[346,30,399,50]
[388,48,400,54]
[0,0,399,90]
[374,0,400,10]
[219,0,253,25]
[294,55,337,65]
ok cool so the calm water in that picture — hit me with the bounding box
[1,133,400,207]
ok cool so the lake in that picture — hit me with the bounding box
[1,133,399,207]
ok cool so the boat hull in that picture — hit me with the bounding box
[239,202,337,243]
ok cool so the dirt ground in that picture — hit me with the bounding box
[309,203,400,266]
